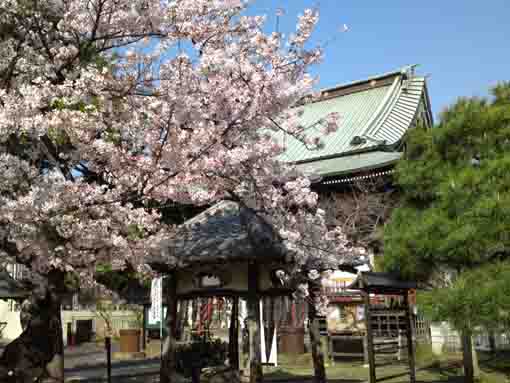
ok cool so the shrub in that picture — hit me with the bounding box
[175,337,228,377]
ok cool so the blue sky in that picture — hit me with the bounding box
[247,0,510,120]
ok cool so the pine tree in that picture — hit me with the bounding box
[382,82,510,383]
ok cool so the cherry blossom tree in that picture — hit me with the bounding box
[0,1,362,381]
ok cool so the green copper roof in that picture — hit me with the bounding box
[276,66,429,177]
[295,151,402,178]
[276,83,392,163]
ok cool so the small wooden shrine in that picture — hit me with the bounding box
[149,201,315,383]
[349,272,418,383]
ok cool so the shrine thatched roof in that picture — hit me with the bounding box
[349,272,417,294]
[149,201,288,272]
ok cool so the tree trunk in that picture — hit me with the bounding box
[461,330,480,383]
[488,331,496,354]
[308,279,326,383]
[308,318,326,382]
[228,298,239,369]
[363,292,376,383]
[160,274,178,383]
[403,292,416,383]
[247,316,262,383]
[247,263,262,383]
[0,271,65,383]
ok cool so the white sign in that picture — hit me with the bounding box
[149,277,163,323]
[357,305,365,321]
[260,300,277,366]
[148,307,167,326]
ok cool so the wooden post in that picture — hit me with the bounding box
[192,298,198,330]
[105,336,112,383]
[363,333,369,366]
[142,306,147,351]
[160,273,178,383]
[403,292,416,383]
[363,291,376,383]
[247,263,262,383]
[461,329,480,383]
[489,331,497,354]
[229,297,240,369]
[397,330,402,361]
[328,335,335,366]
[308,278,327,383]
[176,300,187,341]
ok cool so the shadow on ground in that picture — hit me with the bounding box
[264,378,363,383]
[479,350,510,375]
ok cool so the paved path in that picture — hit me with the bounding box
[2,341,365,383]
[65,359,160,382]
[1,340,160,382]
[63,342,160,382]
[65,341,122,369]
[0,340,117,369]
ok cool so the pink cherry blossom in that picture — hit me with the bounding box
[0,0,365,292]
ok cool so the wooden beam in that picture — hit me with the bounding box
[247,263,263,383]
[142,306,147,351]
[363,335,369,365]
[228,297,240,369]
[176,300,186,341]
[363,291,376,383]
[308,278,327,383]
[403,292,416,383]
[176,287,293,300]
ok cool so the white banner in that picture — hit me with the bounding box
[260,300,277,366]
[149,277,163,323]
[260,300,266,363]
[268,327,278,366]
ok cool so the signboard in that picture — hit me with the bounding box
[147,307,168,326]
[356,305,365,321]
[260,300,277,366]
[149,277,163,324]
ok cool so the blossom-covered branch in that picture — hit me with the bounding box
[0,0,360,285]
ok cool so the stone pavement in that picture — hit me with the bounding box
[65,341,121,369]
[1,339,161,382]
[0,339,116,368]
[2,341,365,383]
[65,360,160,383]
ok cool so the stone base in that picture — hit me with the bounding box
[66,377,87,383]
[240,373,250,383]
[201,366,240,383]
[172,372,189,383]
[112,351,146,360]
